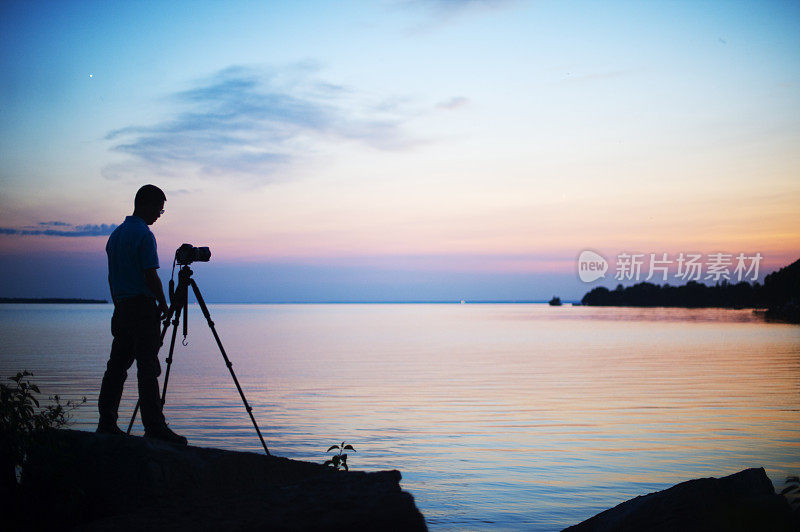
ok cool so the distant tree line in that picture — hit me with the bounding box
[581,280,760,308]
[581,258,800,322]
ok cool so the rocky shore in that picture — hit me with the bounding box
[18,429,427,531]
[14,429,799,530]
[565,468,798,531]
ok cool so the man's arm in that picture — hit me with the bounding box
[144,268,169,318]
[108,275,114,302]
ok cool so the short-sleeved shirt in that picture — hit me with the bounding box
[106,215,159,301]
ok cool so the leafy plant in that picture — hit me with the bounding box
[0,371,86,493]
[324,441,356,471]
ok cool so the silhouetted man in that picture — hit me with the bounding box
[97,184,187,445]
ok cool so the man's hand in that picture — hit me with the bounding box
[157,300,170,321]
[144,268,169,321]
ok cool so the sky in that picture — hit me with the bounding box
[1,0,799,302]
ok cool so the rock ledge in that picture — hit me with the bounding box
[20,429,428,531]
[565,467,797,531]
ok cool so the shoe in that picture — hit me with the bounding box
[96,423,127,436]
[144,424,188,445]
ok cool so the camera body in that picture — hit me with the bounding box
[175,243,211,265]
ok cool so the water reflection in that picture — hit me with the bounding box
[0,303,798,530]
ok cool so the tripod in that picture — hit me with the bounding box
[126,263,270,455]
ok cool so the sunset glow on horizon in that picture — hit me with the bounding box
[1,1,798,301]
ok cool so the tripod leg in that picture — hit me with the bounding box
[159,298,185,406]
[189,279,270,455]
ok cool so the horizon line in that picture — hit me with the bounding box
[0,298,580,305]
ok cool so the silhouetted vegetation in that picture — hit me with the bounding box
[581,280,762,309]
[762,258,800,323]
[581,258,799,323]
[325,441,356,471]
[548,296,562,306]
[0,371,86,508]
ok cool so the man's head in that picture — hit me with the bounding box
[133,184,166,225]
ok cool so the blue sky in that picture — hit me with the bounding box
[1,1,799,301]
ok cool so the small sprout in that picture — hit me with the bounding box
[324,441,357,471]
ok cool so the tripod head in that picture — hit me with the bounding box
[169,264,194,305]
[166,264,198,345]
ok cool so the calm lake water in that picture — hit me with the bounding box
[1,303,798,530]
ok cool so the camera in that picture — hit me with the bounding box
[175,243,211,265]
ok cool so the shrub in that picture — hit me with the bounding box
[0,371,85,497]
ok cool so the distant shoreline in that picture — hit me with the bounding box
[579,257,799,323]
[178,300,584,305]
[0,300,772,307]
[0,299,576,305]
[0,298,108,304]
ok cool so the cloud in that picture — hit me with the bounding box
[0,221,117,237]
[104,65,417,185]
[38,221,71,227]
[393,0,515,27]
[561,68,640,84]
[164,188,196,196]
[396,0,512,15]
[436,96,470,110]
